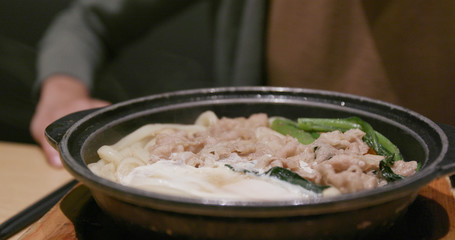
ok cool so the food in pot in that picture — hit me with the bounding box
[88,111,418,201]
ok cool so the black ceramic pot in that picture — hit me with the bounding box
[46,87,455,240]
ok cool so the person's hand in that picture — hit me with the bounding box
[30,75,110,167]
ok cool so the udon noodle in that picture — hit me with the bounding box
[88,111,417,201]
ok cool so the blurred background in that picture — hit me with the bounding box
[0,0,72,143]
[0,0,72,47]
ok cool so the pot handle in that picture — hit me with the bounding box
[436,123,455,177]
[45,108,99,149]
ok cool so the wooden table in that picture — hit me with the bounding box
[0,141,73,240]
[0,141,454,239]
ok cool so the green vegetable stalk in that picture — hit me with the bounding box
[297,118,361,132]
[265,167,329,193]
[270,118,315,144]
[298,117,402,160]
[272,116,408,182]
[225,164,328,194]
